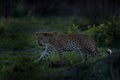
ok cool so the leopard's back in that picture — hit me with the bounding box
[57,34,99,56]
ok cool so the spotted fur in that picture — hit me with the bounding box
[35,32,100,63]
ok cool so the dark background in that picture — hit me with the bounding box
[0,0,120,18]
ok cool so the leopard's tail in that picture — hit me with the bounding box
[94,48,112,57]
[106,48,112,55]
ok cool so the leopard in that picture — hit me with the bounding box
[34,32,111,64]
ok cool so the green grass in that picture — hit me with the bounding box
[0,16,119,80]
[0,48,119,80]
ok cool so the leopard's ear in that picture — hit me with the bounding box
[43,32,58,37]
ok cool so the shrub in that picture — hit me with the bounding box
[85,16,120,48]
[64,24,80,34]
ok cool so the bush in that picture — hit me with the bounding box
[85,16,120,48]
[64,24,80,34]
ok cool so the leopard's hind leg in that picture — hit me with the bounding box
[79,49,88,63]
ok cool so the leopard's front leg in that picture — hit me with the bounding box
[34,44,55,63]
[34,50,49,63]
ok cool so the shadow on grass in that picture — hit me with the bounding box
[0,51,120,80]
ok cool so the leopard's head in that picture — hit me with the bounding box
[35,32,58,46]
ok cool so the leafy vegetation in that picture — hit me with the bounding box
[85,16,120,48]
